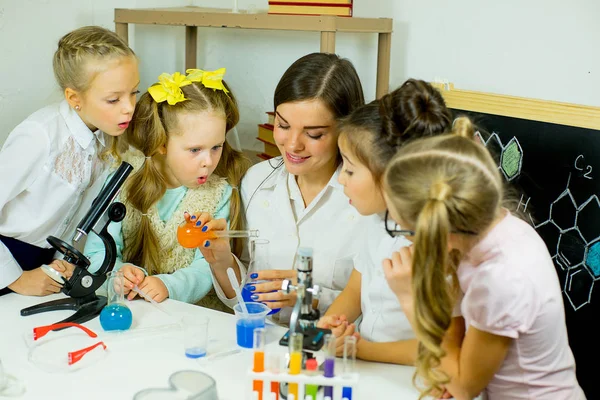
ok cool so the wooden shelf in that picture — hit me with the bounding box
[114,6,393,98]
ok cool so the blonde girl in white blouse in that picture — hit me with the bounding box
[0,26,139,296]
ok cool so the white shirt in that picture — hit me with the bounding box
[0,100,109,289]
[214,158,364,322]
[355,214,414,342]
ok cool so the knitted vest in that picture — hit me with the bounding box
[120,151,227,275]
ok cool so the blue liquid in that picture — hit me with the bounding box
[241,283,281,315]
[99,303,132,331]
[342,386,353,400]
[185,347,207,359]
[236,318,265,348]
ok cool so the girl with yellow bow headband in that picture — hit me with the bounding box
[84,68,250,310]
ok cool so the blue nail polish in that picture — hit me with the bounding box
[201,225,208,232]
[195,221,202,226]
[251,294,259,300]
[204,241,210,247]
[191,215,197,220]
[247,285,256,291]
[250,273,258,279]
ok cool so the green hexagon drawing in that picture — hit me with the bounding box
[500,137,523,181]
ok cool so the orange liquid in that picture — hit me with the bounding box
[253,351,265,400]
[177,222,219,248]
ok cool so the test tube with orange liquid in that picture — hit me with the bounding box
[253,328,265,400]
[177,221,259,248]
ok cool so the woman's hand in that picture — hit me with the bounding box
[185,212,234,271]
[382,246,414,301]
[250,269,297,309]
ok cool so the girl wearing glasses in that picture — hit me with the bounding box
[318,79,452,364]
[382,119,583,399]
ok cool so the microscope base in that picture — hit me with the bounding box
[20,294,107,327]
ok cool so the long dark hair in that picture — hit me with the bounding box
[274,52,365,120]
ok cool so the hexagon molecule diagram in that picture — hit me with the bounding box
[534,175,600,310]
[474,132,523,181]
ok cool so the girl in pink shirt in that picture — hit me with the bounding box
[381,117,584,400]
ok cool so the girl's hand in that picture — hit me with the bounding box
[318,314,348,330]
[250,269,297,309]
[8,267,62,296]
[137,276,169,303]
[185,211,234,271]
[49,259,75,280]
[332,323,357,356]
[121,264,145,300]
[382,246,414,301]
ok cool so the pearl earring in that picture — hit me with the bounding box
[75,105,81,111]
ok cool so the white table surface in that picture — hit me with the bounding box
[0,293,423,400]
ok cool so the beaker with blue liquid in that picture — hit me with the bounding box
[241,239,280,315]
[99,270,132,331]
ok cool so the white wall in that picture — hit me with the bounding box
[0,0,598,149]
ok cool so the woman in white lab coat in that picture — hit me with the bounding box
[197,52,365,322]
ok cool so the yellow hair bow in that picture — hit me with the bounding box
[148,72,191,105]
[185,68,229,94]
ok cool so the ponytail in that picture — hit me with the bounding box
[122,93,169,274]
[411,182,455,397]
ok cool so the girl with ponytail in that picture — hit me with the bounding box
[84,69,250,308]
[382,118,583,399]
[317,79,452,364]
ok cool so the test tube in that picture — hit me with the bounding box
[253,328,266,400]
[304,358,318,400]
[342,336,357,400]
[288,332,303,400]
[266,353,283,400]
[323,334,336,398]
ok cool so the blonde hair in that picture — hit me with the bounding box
[383,117,503,398]
[53,25,136,163]
[123,80,251,275]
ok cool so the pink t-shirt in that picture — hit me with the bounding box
[457,212,585,399]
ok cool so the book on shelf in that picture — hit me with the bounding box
[258,123,275,144]
[266,111,275,126]
[257,137,280,158]
[270,0,351,4]
[268,2,352,16]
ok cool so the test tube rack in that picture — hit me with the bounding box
[247,370,359,400]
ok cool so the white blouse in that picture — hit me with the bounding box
[213,157,365,323]
[355,214,414,342]
[0,100,109,289]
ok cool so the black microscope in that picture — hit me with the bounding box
[20,162,133,325]
[278,247,332,399]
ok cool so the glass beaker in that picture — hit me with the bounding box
[99,270,133,331]
[241,239,280,315]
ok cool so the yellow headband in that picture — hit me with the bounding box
[148,72,191,105]
[186,68,229,94]
[148,68,229,105]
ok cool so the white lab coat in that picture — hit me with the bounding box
[213,157,364,324]
[355,214,415,342]
[0,101,109,289]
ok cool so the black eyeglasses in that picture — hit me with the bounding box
[384,210,479,238]
[384,210,416,238]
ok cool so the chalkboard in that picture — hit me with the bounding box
[435,85,600,398]
[453,109,600,399]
